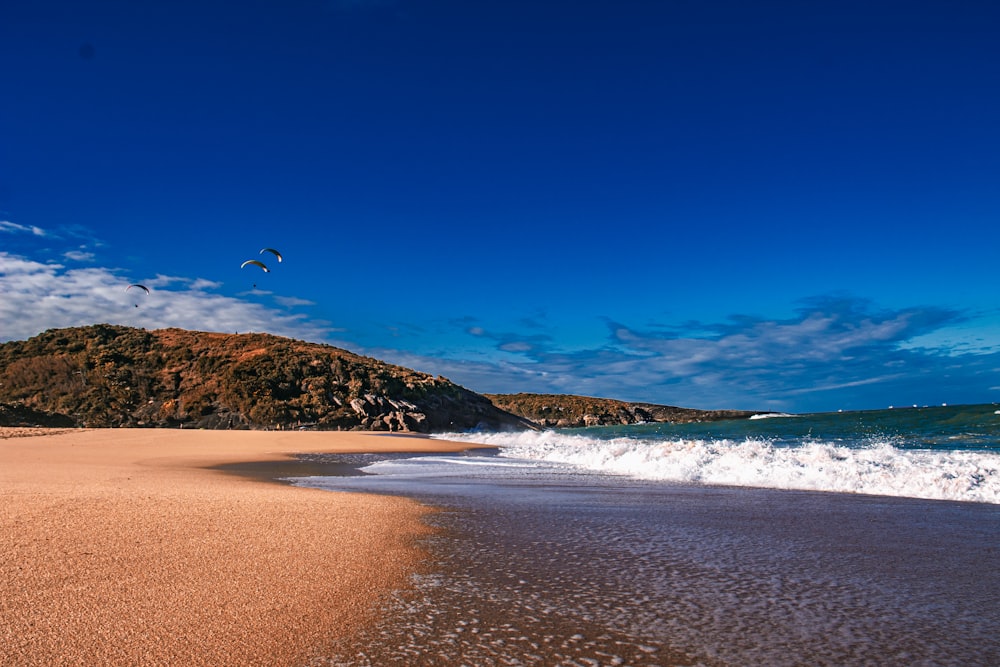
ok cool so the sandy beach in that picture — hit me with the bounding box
[0,427,476,666]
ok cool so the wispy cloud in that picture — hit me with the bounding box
[63,249,96,262]
[190,278,222,290]
[0,220,46,236]
[274,295,315,308]
[462,323,553,355]
[0,253,335,343]
[371,296,1000,412]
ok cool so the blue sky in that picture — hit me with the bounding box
[2,0,999,413]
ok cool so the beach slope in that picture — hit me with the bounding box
[0,428,469,666]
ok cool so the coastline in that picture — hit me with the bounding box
[295,456,1000,666]
[0,427,479,666]
[7,426,998,665]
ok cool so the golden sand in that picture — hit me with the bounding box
[0,428,475,666]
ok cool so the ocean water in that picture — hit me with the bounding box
[293,404,1000,666]
[436,402,1000,504]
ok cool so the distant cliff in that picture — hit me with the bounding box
[486,393,762,428]
[0,325,533,432]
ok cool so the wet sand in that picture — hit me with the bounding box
[0,428,478,667]
[296,453,1000,666]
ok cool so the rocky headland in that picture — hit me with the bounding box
[0,325,532,432]
[486,393,762,428]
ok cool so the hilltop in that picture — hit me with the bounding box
[486,393,761,428]
[0,325,532,432]
[0,325,764,432]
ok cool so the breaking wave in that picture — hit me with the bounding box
[435,430,1000,504]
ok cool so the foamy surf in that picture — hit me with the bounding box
[434,430,1000,504]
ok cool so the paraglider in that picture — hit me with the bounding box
[241,259,270,273]
[126,283,149,308]
[242,247,280,288]
[259,248,283,263]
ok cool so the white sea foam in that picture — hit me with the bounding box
[749,412,797,419]
[435,431,1000,504]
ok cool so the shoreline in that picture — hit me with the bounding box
[0,427,481,666]
[293,455,1000,666]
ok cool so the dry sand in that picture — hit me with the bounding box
[0,428,476,666]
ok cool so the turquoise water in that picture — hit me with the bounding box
[588,403,1000,451]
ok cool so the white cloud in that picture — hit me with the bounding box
[0,220,46,236]
[63,250,96,262]
[274,295,315,307]
[369,298,999,412]
[364,346,553,391]
[0,252,334,343]
[782,375,906,396]
[190,278,222,290]
[143,274,192,288]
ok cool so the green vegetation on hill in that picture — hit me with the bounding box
[0,325,532,432]
[486,393,761,428]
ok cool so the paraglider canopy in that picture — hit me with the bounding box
[241,259,270,273]
[259,248,283,263]
[125,284,150,294]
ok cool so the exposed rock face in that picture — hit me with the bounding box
[0,325,534,433]
[486,393,762,428]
